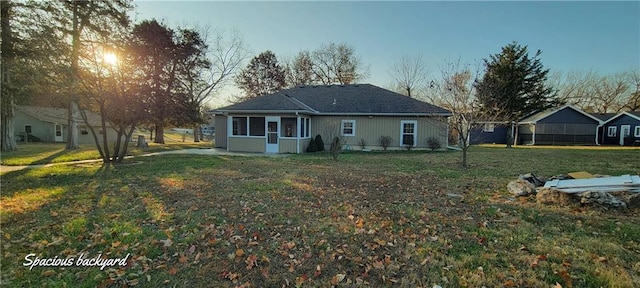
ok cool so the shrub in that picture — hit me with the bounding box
[306,138,318,152]
[358,138,367,150]
[315,135,325,152]
[379,136,392,151]
[427,137,442,151]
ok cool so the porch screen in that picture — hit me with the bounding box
[281,118,297,137]
[249,117,265,136]
[232,117,247,135]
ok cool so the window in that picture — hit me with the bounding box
[341,120,355,136]
[635,126,640,137]
[79,126,88,135]
[607,126,617,137]
[306,118,311,138]
[400,120,417,147]
[299,117,310,138]
[281,118,297,137]
[249,117,265,136]
[25,125,32,134]
[483,123,495,132]
[55,124,62,137]
[232,117,247,136]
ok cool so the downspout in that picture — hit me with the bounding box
[531,124,536,145]
[226,114,230,151]
[295,112,300,154]
[595,123,603,145]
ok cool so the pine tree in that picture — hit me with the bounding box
[475,42,558,121]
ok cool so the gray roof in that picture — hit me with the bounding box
[602,111,640,124]
[214,84,451,116]
[519,105,604,124]
[16,105,105,127]
[588,112,616,121]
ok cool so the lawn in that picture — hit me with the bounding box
[1,147,639,287]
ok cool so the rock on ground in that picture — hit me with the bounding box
[536,187,574,205]
[508,179,536,196]
[580,191,627,209]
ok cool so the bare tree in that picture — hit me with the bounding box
[624,69,640,111]
[177,29,248,142]
[311,42,368,85]
[427,59,495,167]
[389,54,429,97]
[553,70,631,113]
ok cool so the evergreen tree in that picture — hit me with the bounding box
[475,42,558,121]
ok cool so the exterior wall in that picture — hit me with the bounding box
[311,116,448,150]
[602,115,640,145]
[214,114,227,148]
[228,137,265,153]
[279,138,298,153]
[14,110,117,144]
[542,107,598,124]
[470,124,509,145]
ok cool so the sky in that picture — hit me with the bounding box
[131,1,640,107]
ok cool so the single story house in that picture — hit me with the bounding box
[211,84,452,153]
[14,105,117,144]
[517,105,604,145]
[599,111,640,146]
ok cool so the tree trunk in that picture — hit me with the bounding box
[1,0,17,152]
[66,1,80,150]
[66,100,79,149]
[462,147,468,168]
[193,125,200,142]
[154,123,164,144]
[505,124,513,148]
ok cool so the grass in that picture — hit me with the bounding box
[0,147,639,287]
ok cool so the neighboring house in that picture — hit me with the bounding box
[469,121,513,145]
[211,84,452,153]
[14,105,117,144]
[517,105,604,145]
[599,111,640,146]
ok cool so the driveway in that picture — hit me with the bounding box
[0,148,287,174]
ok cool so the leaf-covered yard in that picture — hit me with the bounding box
[1,147,639,287]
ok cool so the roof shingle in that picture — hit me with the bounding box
[214,84,451,116]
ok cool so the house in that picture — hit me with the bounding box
[517,105,604,145]
[599,111,640,146]
[14,105,117,144]
[211,84,452,153]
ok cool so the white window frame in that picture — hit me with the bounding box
[635,126,640,137]
[400,120,418,147]
[341,120,356,137]
[607,126,617,137]
[483,123,495,132]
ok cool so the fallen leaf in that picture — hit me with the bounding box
[314,264,322,277]
[42,270,56,277]
[331,273,346,285]
[50,211,59,217]
[179,254,188,264]
[168,266,178,275]
[160,238,173,247]
[188,245,196,254]
[235,248,245,257]
[112,241,121,248]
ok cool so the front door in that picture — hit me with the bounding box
[55,124,63,142]
[620,125,631,145]
[266,117,279,153]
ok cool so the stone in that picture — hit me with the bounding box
[536,187,573,205]
[579,191,627,209]
[507,179,536,196]
[626,193,640,209]
[519,173,545,187]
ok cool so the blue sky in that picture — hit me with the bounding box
[132,1,640,106]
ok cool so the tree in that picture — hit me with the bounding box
[626,69,640,111]
[475,42,558,121]
[129,20,207,144]
[287,50,315,87]
[552,70,633,113]
[310,42,368,85]
[235,50,286,100]
[176,29,248,142]
[1,0,17,152]
[428,59,489,167]
[389,54,429,97]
